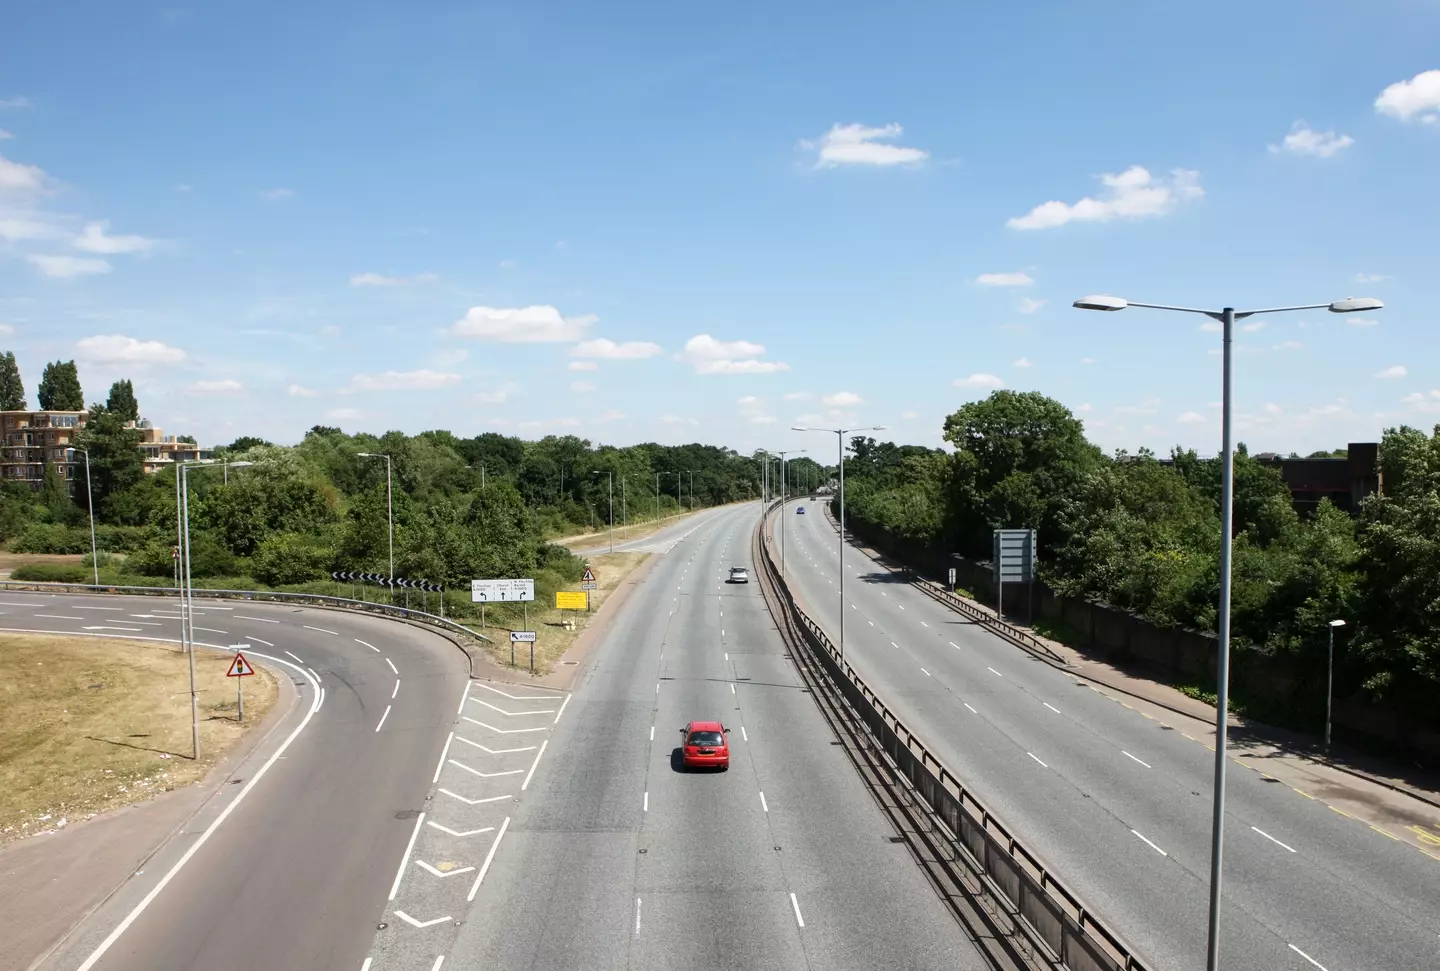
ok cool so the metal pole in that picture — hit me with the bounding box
[689,471,694,511]
[181,465,200,761]
[608,474,614,552]
[837,430,845,663]
[1326,625,1336,753]
[384,456,394,596]
[237,673,244,723]
[655,472,660,521]
[781,454,787,577]
[81,449,98,585]
[1205,307,1237,971]
[622,475,627,538]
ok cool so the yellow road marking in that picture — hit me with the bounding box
[1369,825,1401,842]
[1329,805,1355,820]
[1291,787,1315,799]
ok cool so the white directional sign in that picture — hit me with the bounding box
[993,529,1036,583]
[510,630,537,643]
[471,578,535,603]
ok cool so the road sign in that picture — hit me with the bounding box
[555,591,588,610]
[581,567,596,583]
[993,529,1036,583]
[580,581,598,591]
[510,630,537,643]
[948,567,957,589]
[226,652,255,678]
[471,578,535,603]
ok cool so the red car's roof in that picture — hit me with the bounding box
[687,720,724,732]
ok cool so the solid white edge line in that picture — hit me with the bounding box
[1288,943,1329,970]
[457,679,473,715]
[73,650,320,971]
[643,791,648,812]
[1131,829,1168,856]
[361,959,372,971]
[432,732,455,783]
[385,657,398,675]
[790,892,804,928]
[375,705,392,732]
[520,739,549,791]
[1123,751,1152,769]
[759,791,768,812]
[431,955,445,971]
[388,812,426,900]
[307,667,321,684]
[1027,752,1047,768]
[303,625,339,635]
[552,693,572,725]
[466,816,511,901]
[357,638,379,652]
[1252,826,1297,853]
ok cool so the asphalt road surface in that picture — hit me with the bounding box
[6,592,468,971]
[778,499,1440,971]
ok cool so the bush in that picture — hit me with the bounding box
[250,532,334,586]
[10,523,91,554]
[10,563,90,583]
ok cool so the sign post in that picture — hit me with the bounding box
[472,579,534,634]
[580,566,597,612]
[947,566,957,592]
[511,630,537,673]
[226,648,255,722]
[992,529,1037,622]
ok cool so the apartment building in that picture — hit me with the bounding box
[0,410,213,492]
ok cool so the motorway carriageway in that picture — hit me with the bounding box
[777,500,1440,971]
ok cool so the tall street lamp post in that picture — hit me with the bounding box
[792,426,884,661]
[592,471,614,553]
[1072,291,1382,971]
[770,448,805,578]
[1326,618,1346,753]
[357,453,394,600]
[67,447,99,585]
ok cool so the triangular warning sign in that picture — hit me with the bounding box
[581,567,596,583]
[226,652,256,678]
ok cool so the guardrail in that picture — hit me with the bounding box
[0,579,492,669]
[760,504,1150,971]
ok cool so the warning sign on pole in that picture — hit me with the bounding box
[581,567,596,583]
[226,652,256,678]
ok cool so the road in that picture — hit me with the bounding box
[4,592,468,971]
[441,501,988,971]
[777,499,1440,971]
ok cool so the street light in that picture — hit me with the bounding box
[792,425,884,661]
[176,459,253,760]
[66,447,99,586]
[1072,291,1382,971]
[769,448,806,578]
[356,452,394,593]
[592,470,613,553]
[1326,619,1347,754]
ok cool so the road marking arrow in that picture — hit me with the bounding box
[453,736,536,754]
[414,860,476,878]
[460,717,547,734]
[427,821,495,838]
[468,698,555,717]
[392,910,452,929]
[438,789,513,806]
[448,759,523,779]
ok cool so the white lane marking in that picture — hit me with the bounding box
[308,667,321,684]
[731,683,736,694]
[475,681,564,701]
[453,736,534,754]
[432,733,455,783]
[881,591,887,597]
[427,821,494,838]
[790,892,805,928]
[392,680,400,699]
[34,614,83,620]
[73,605,122,611]
[375,706,392,732]
[247,635,274,647]
[964,703,978,714]
[920,621,928,627]
[741,726,748,741]
[237,615,279,623]
[1252,826,1297,853]
[357,638,379,652]
[891,641,899,649]
[868,621,874,626]
[920,668,931,677]
[303,625,338,635]
[643,791,649,812]
[389,812,427,899]
[457,680,473,714]
[988,667,1002,677]
[461,717,547,734]
[1027,752,1048,768]
[318,687,325,709]
[431,957,445,971]
[194,626,228,634]
[949,641,959,648]
[520,739,549,791]
[0,601,43,606]
[1288,943,1329,970]
[415,859,475,878]
[123,618,165,625]
[82,626,144,632]
[385,657,398,675]
[553,693,572,724]
[635,897,642,935]
[449,760,523,779]
[362,959,372,971]
[393,910,450,928]
[466,816,511,901]
[439,790,512,806]
[1123,751,1152,769]
[850,603,857,609]
[649,725,655,741]
[1131,830,1168,856]
[897,605,905,611]
[1043,702,1061,713]
[759,791,769,812]
[285,650,305,664]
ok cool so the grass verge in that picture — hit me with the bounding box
[0,634,278,845]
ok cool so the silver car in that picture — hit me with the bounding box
[728,567,749,584]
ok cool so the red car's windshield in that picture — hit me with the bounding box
[688,731,724,746]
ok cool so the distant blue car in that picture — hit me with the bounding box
[796,506,806,515]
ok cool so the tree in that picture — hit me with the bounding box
[37,360,84,411]
[70,406,143,515]
[0,351,25,410]
[227,436,271,452]
[105,379,139,421]
[177,434,197,444]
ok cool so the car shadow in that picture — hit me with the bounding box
[669,746,727,773]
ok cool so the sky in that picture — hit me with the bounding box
[2,0,1438,459]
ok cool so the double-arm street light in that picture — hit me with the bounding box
[356,453,394,592]
[592,470,614,553]
[792,425,884,661]
[768,448,805,577]
[66,446,99,585]
[1072,291,1382,971]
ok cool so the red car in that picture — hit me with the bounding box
[680,720,730,770]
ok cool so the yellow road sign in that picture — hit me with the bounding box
[555,591,588,610]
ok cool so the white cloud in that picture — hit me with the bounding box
[901,410,920,420]
[676,334,788,374]
[1269,121,1354,158]
[433,348,469,367]
[975,271,1033,287]
[1116,398,1161,415]
[1375,365,1407,379]
[1402,390,1440,414]
[188,379,244,395]
[750,415,778,424]
[349,271,438,286]
[1240,320,1266,332]
[73,221,155,255]
[450,305,596,343]
[1355,272,1387,284]
[471,390,508,404]
[1017,297,1046,314]
[0,153,51,193]
[568,361,598,372]
[1198,320,1223,333]
[1375,69,1440,123]
[0,323,12,335]
[347,370,462,392]
[1013,357,1031,368]
[1274,340,1303,350]
[319,325,341,337]
[660,414,699,426]
[1177,411,1206,424]
[1074,403,1093,413]
[0,96,31,109]
[821,391,863,407]
[594,410,625,423]
[954,373,1004,389]
[1264,402,1283,415]
[76,334,186,364]
[1007,166,1203,230]
[783,392,810,400]
[1348,317,1380,328]
[27,254,110,277]
[0,216,65,240]
[571,337,663,360]
[804,123,928,168]
[569,381,597,394]
[288,384,320,397]
[0,130,12,140]
[325,407,365,421]
[259,187,294,201]
[1079,356,1096,365]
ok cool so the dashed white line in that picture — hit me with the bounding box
[384,657,398,675]
[635,897,642,935]
[920,667,931,677]
[356,638,379,652]
[790,892,805,928]
[375,706,392,732]
[1123,751,1152,769]
[987,667,1002,677]
[1043,702,1061,714]
[741,726,748,741]
[307,667,321,684]
[247,635,274,647]
[649,726,655,741]
[285,650,305,664]
[466,816,511,901]
[432,733,455,783]
[521,739,549,791]
[1027,752,1048,768]
[1288,943,1329,970]
[891,641,899,649]
[897,605,905,611]
[920,621,928,627]
[236,615,279,623]
[193,626,228,635]
[392,680,400,699]
[34,614,83,620]
[963,703,978,714]
[643,791,649,812]
[1131,830,1168,856]
[303,625,338,635]
[73,605,122,611]
[553,693,572,724]
[868,620,874,626]
[731,683,736,694]
[1252,826,1297,853]
[430,956,445,971]
[949,641,959,648]
[388,812,426,900]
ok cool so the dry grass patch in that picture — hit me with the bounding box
[0,553,86,573]
[557,513,695,552]
[0,634,277,845]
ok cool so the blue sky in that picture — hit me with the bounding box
[2,0,1438,457]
